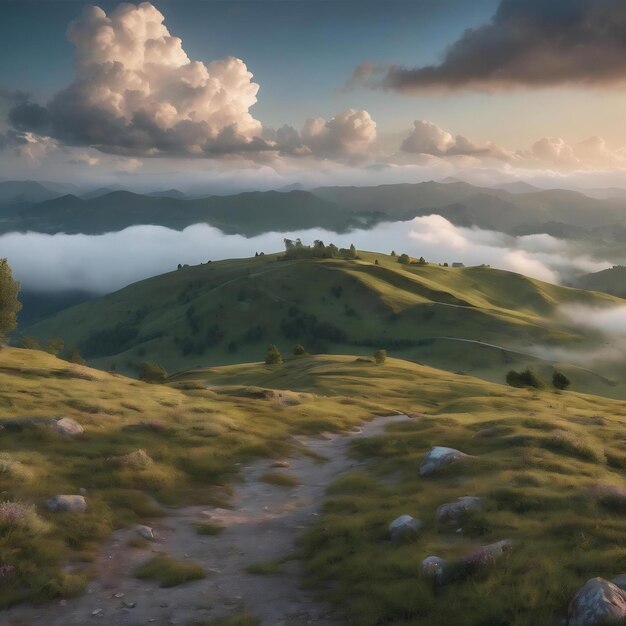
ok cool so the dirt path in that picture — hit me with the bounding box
[5,413,410,626]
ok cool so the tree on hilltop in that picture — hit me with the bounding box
[0,259,21,343]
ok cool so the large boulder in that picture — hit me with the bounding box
[52,417,84,437]
[420,446,469,477]
[435,496,482,524]
[388,515,423,542]
[46,495,87,513]
[567,577,626,626]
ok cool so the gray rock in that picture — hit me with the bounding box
[443,540,513,583]
[435,496,482,524]
[135,525,155,541]
[389,514,423,542]
[613,574,626,591]
[52,417,84,436]
[420,446,468,477]
[422,556,447,582]
[568,577,626,626]
[46,495,87,513]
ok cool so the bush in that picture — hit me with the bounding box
[19,336,40,350]
[43,338,64,356]
[135,554,205,587]
[506,368,543,389]
[137,362,168,384]
[552,371,571,390]
[397,253,410,265]
[265,344,282,365]
[293,344,307,356]
[65,346,85,365]
[373,349,387,365]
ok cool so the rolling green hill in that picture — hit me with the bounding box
[25,251,626,398]
[576,265,626,298]
[1,347,625,624]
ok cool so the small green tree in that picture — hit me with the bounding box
[19,335,41,350]
[293,344,306,356]
[137,361,168,384]
[66,346,85,365]
[506,368,543,389]
[390,250,396,257]
[0,259,21,343]
[397,253,410,265]
[373,349,387,365]
[552,371,571,390]
[43,338,65,356]
[265,344,282,365]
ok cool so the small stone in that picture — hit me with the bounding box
[435,496,482,524]
[91,608,103,617]
[52,417,84,437]
[135,525,155,541]
[46,495,87,513]
[422,556,447,582]
[271,460,290,468]
[113,592,124,599]
[420,446,469,477]
[79,487,88,495]
[389,514,423,542]
[122,600,136,609]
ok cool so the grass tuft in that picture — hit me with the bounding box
[135,553,205,587]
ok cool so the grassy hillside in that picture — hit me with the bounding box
[1,347,625,623]
[26,251,626,397]
[0,347,386,608]
[174,355,626,625]
[576,265,626,298]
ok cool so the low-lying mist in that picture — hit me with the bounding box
[1,215,614,294]
[528,303,626,366]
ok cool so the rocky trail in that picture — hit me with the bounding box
[5,413,411,626]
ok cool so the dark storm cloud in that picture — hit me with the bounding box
[350,0,626,93]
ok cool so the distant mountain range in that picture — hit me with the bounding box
[2,178,626,241]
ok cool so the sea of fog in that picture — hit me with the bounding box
[1,215,615,294]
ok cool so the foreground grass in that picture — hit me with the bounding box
[1,347,625,623]
[0,348,384,608]
[135,554,205,587]
[185,354,626,625]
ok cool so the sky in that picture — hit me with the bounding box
[2,0,626,189]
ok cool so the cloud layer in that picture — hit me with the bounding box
[9,3,265,156]
[1,216,612,294]
[351,0,626,93]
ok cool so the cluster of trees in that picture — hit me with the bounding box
[282,239,357,260]
[397,253,427,266]
[280,306,347,344]
[506,368,571,391]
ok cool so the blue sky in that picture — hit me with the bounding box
[0,0,499,130]
[2,0,626,187]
